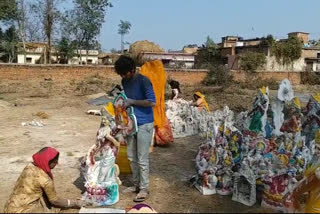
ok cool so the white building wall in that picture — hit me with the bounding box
[68,56,98,64]
[69,57,80,65]
[17,48,99,65]
[85,56,98,64]
[18,54,58,64]
[265,56,306,72]
[185,62,194,68]
[17,54,41,64]
[17,54,25,63]
[236,42,244,47]
[315,63,320,71]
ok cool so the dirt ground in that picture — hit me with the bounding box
[0,76,319,213]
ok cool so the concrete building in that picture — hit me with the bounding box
[221,32,320,72]
[98,53,121,65]
[141,52,195,68]
[182,45,199,54]
[288,32,309,46]
[68,50,99,65]
[17,43,51,64]
[221,36,242,48]
[17,42,99,65]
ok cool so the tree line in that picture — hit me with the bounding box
[0,0,113,64]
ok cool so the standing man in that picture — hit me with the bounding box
[114,55,156,202]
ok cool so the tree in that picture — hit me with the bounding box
[0,0,17,22]
[0,25,19,62]
[205,36,217,48]
[196,36,222,68]
[184,44,198,48]
[12,0,43,63]
[56,37,76,64]
[110,48,119,53]
[0,27,5,60]
[271,35,302,67]
[197,36,231,86]
[24,2,44,42]
[31,0,62,64]
[0,0,28,63]
[67,0,112,64]
[118,20,131,53]
[202,64,231,86]
[15,0,27,63]
[260,34,275,47]
[239,51,266,73]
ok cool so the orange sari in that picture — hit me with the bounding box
[140,60,174,145]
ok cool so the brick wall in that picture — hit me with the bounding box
[0,64,119,81]
[0,64,207,85]
[0,64,304,85]
[165,69,207,85]
[302,49,318,58]
[231,70,302,85]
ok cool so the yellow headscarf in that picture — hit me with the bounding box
[194,91,210,112]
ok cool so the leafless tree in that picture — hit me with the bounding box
[25,11,44,42]
[16,0,27,63]
[31,0,62,64]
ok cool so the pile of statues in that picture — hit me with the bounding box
[192,79,320,211]
[166,99,234,138]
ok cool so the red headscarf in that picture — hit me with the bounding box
[32,147,59,179]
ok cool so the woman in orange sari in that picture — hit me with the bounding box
[4,147,83,213]
[191,92,210,112]
[140,60,174,146]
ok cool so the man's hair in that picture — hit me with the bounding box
[114,55,136,76]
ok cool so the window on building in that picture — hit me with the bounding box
[317,53,320,58]
[87,59,93,64]
[26,57,32,63]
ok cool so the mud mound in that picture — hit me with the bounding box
[129,40,164,57]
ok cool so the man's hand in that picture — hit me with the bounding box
[72,199,84,208]
[124,98,134,108]
[124,99,155,108]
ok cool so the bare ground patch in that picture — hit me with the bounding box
[1,77,318,213]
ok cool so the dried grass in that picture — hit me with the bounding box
[34,111,49,119]
[301,71,320,85]
[236,76,279,90]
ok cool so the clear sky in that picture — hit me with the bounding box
[91,0,320,52]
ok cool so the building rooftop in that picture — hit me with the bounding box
[142,52,195,56]
[98,53,121,58]
[18,42,47,47]
[305,57,320,62]
[288,32,309,35]
[303,47,320,50]
[222,36,243,39]
[238,37,263,42]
